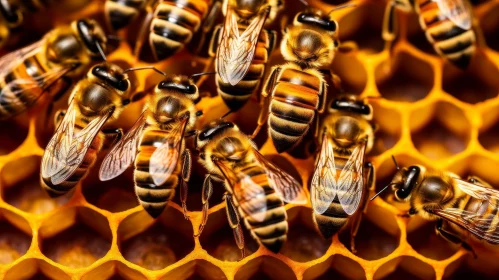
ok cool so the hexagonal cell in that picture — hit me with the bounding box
[2,156,70,214]
[234,256,297,280]
[330,255,367,280]
[407,222,459,261]
[370,103,403,156]
[118,208,194,270]
[82,168,139,213]
[0,210,31,265]
[39,207,112,268]
[331,54,367,94]
[479,121,499,153]
[411,117,470,160]
[0,117,29,156]
[281,206,331,262]
[375,52,434,102]
[160,260,227,280]
[338,2,385,54]
[389,256,437,280]
[480,3,499,52]
[442,53,499,104]
[81,261,148,280]
[338,209,399,260]
[4,259,71,280]
[199,207,259,262]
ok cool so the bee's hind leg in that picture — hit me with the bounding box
[436,219,477,259]
[349,162,375,253]
[224,193,245,260]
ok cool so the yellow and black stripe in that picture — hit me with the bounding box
[134,128,181,218]
[149,0,211,61]
[417,0,476,68]
[105,0,147,31]
[268,68,321,153]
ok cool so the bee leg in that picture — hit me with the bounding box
[436,219,477,258]
[191,0,222,58]
[102,128,124,148]
[251,93,270,139]
[349,162,375,253]
[382,0,398,52]
[133,7,155,62]
[195,174,214,237]
[224,193,245,260]
[180,149,192,220]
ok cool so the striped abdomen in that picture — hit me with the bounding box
[216,28,272,111]
[150,0,210,60]
[41,126,104,197]
[134,128,181,218]
[269,68,321,153]
[105,0,147,30]
[313,156,351,239]
[233,165,288,253]
[417,0,476,68]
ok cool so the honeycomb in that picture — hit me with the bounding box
[1,0,499,279]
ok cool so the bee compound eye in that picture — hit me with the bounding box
[185,85,197,94]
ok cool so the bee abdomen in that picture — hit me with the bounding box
[418,0,476,68]
[217,31,271,110]
[106,0,146,30]
[268,74,319,152]
[149,1,209,60]
[313,198,349,239]
[41,132,103,197]
[134,129,180,218]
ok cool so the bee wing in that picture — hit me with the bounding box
[217,6,269,86]
[42,103,114,185]
[311,133,338,215]
[433,207,499,244]
[149,117,188,186]
[337,141,366,216]
[0,39,43,72]
[213,159,267,222]
[99,110,148,181]
[435,0,472,30]
[252,148,307,204]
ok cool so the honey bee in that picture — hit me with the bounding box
[105,0,222,61]
[40,62,135,197]
[195,119,307,257]
[99,74,203,218]
[0,19,108,120]
[310,96,375,252]
[209,0,283,110]
[371,160,499,255]
[382,0,476,68]
[252,8,345,153]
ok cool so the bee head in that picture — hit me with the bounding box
[91,63,130,93]
[196,120,236,150]
[295,11,338,33]
[75,19,107,58]
[330,95,373,120]
[158,76,199,101]
[391,166,421,201]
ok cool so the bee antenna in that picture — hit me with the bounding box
[327,4,357,15]
[107,35,123,42]
[370,183,397,201]
[124,66,167,76]
[190,71,217,79]
[391,155,400,170]
[221,110,233,119]
[95,42,107,61]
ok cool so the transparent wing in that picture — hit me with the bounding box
[252,148,307,204]
[149,117,188,186]
[433,208,499,244]
[217,6,268,86]
[311,132,338,214]
[0,39,43,73]
[337,142,366,216]
[454,178,499,200]
[213,159,267,222]
[435,0,472,30]
[41,100,76,179]
[99,110,148,181]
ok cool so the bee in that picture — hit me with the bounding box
[252,8,346,153]
[371,160,499,255]
[209,0,283,111]
[40,62,135,198]
[382,0,476,69]
[105,0,222,61]
[195,119,307,257]
[0,19,108,120]
[310,96,375,252]
[99,74,203,218]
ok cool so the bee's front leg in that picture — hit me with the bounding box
[436,219,477,259]
[195,174,215,237]
[180,149,192,220]
[224,193,245,260]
